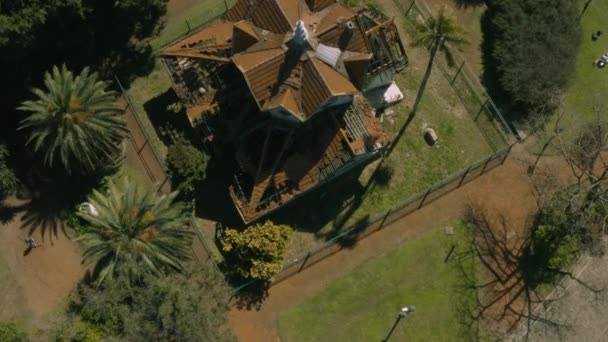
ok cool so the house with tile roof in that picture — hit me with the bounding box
[161,0,408,223]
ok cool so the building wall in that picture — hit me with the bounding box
[362,69,395,92]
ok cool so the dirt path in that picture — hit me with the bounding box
[0,198,87,319]
[228,145,570,341]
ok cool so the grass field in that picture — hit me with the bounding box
[278,221,483,342]
[125,0,508,260]
[270,3,504,258]
[563,0,608,121]
[149,0,237,50]
[123,61,172,160]
[521,0,608,155]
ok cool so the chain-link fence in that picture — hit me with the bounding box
[114,75,231,288]
[396,0,517,149]
[121,0,517,291]
[271,142,514,284]
[148,0,238,51]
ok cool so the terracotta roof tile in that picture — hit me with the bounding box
[251,0,293,33]
[232,48,286,106]
[224,0,249,22]
[276,0,300,27]
[305,0,335,12]
[233,21,260,52]
[343,53,372,87]
[318,19,368,53]
[301,58,332,115]
[268,88,300,116]
[164,21,234,52]
[316,3,354,34]
[311,57,357,95]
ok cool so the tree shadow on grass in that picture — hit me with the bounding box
[461,204,605,340]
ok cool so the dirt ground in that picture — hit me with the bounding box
[507,240,608,342]
[228,144,575,341]
[0,198,87,320]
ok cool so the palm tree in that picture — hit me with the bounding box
[77,175,193,283]
[386,8,468,156]
[19,65,127,173]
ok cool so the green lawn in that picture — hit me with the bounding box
[272,4,504,258]
[149,0,237,50]
[278,221,483,342]
[124,0,507,259]
[564,0,608,118]
[124,60,173,161]
[525,0,608,155]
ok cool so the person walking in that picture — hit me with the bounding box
[25,234,37,248]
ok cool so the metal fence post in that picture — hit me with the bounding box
[378,208,392,231]
[475,98,489,122]
[418,187,432,209]
[501,144,514,165]
[405,0,416,15]
[458,165,472,187]
[480,154,493,175]
[158,175,170,193]
[451,61,465,85]
[298,252,312,272]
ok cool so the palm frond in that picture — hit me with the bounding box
[78,175,192,284]
[19,64,127,173]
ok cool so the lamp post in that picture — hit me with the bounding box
[382,306,416,342]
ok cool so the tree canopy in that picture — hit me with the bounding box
[167,137,208,197]
[486,0,581,112]
[0,0,167,142]
[19,65,127,173]
[77,175,193,283]
[221,221,293,281]
[56,264,235,341]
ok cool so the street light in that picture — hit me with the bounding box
[383,306,416,341]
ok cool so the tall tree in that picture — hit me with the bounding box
[77,175,193,284]
[56,264,235,341]
[19,65,127,173]
[486,0,581,113]
[387,7,467,156]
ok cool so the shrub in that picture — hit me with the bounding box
[221,221,293,281]
[530,224,578,271]
[0,321,27,342]
[66,264,235,341]
[166,137,207,197]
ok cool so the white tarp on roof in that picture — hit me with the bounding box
[315,44,341,67]
[365,81,404,109]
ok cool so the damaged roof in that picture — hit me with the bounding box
[162,0,387,121]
